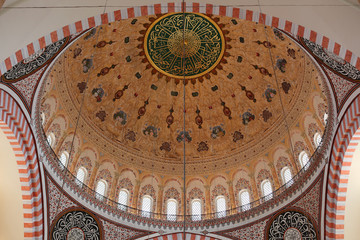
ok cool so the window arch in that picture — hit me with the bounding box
[281,167,293,187]
[261,180,273,201]
[41,112,45,125]
[239,190,251,211]
[191,199,202,221]
[95,179,107,201]
[141,195,153,218]
[166,199,177,221]
[314,132,322,148]
[118,189,129,211]
[47,132,55,147]
[59,151,69,169]
[324,113,328,124]
[216,195,226,218]
[75,167,87,186]
[299,151,310,170]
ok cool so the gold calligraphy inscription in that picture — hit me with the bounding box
[144,12,225,79]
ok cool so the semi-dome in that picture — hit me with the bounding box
[40,11,329,218]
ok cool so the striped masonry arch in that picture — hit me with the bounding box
[0,89,43,239]
[0,2,359,76]
[325,94,360,239]
[0,3,359,239]
[142,232,218,240]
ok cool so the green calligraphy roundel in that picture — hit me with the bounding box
[144,12,225,79]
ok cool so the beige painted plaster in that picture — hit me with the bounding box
[344,143,360,239]
[0,128,24,240]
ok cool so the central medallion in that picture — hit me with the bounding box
[144,12,225,79]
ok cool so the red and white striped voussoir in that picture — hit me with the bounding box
[0,3,359,76]
[325,95,360,239]
[143,232,218,240]
[0,89,43,239]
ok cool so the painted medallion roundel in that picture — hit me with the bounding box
[50,209,102,240]
[144,12,225,79]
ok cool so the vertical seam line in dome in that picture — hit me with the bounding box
[50,0,109,238]
[257,0,299,185]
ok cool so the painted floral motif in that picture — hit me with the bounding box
[160,142,171,152]
[218,219,269,239]
[100,219,149,239]
[95,169,112,190]
[197,141,209,152]
[287,48,296,59]
[47,176,77,224]
[293,141,309,161]
[40,103,51,124]
[264,87,277,102]
[113,110,127,126]
[232,131,244,142]
[125,130,136,142]
[242,111,255,125]
[176,130,192,143]
[281,81,291,94]
[163,187,181,214]
[186,187,205,214]
[82,58,93,73]
[276,156,292,175]
[211,185,230,212]
[47,123,61,142]
[273,28,285,41]
[117,178,134,203]
[76,156,92,182]
[317,103,327,120]
[235,178,252,206]
[143,125,159,138]
[77,82,87,93]
[261,109,272,122]
[276,58,287,73]
[308,123,320,138]
[256,169,273,191]
[210,125,225,139]
[91,85,105,102]
[138,184,156,211]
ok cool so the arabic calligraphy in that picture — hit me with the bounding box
[144,12,225,79]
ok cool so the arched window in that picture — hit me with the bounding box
[166,199,177,221]
[314,132,322,148]
[118,189,129,211]
[47,132,55,147]
[59,151,69,169]
[141,195,152,218]
[239,190,251,211]
[191,199,202,221]
[299,151,310,170]
[41,112,45,125]
[261,180,273,201]
[281,167,293,187]
[95,180,107,201]
[216,195,226,218]
[324,113,328,124]
[75,167,87,186]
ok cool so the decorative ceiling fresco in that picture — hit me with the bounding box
[43,12,328,177]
